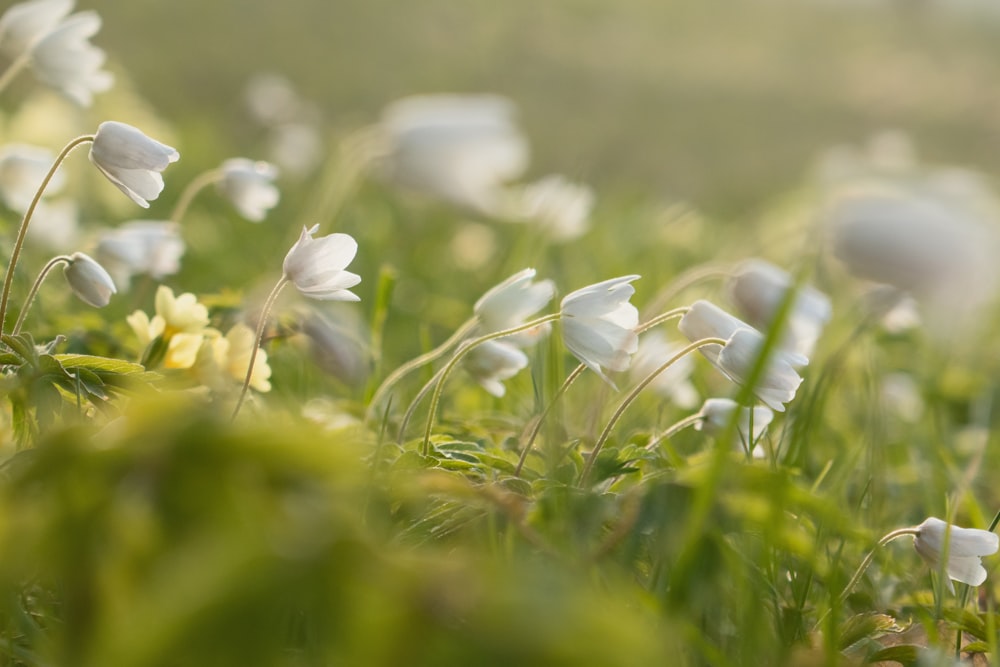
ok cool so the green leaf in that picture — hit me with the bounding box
[866,645,919,665]
[54,354,146,375]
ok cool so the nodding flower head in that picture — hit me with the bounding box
[89,121,179,207]
[559,275,640,385]
[913,517,999,589]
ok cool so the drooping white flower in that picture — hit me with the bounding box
[560,275,640,384]
[463,339,529,398]
[27,9,112,106]
[0,143,64,211]
[282,224,361,301]
[62,251,115,307]
[216,158,280,222]
[630,331,699,409]
[726,259,831,358]
[509,174,594,242]
[913,517,999,588]
[694,397,774,456]
[94,220,184,288]
[89,121,179,207]
[0,0,72,60]
[474,268,555,346]
[679,300,805,412]
[374,93,529,215]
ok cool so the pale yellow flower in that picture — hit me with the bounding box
[154,285,209,336]
[213,323,271,392]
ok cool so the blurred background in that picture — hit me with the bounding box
[85,0,1000,218]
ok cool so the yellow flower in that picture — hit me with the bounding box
[154,285,209,336]
[213,323,271,392]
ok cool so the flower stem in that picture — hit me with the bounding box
[367,316,479,423]
[513,362,586,477]
[636,306,690,334]
[641,263,730,320]
[11,255,72,335]
[578,336,728,486]
[0,54,29,99]
[421,313,560,456]
[231,277,288,420]
[644,413,706,452]
[396,367,444,445]
[170,168,222,223]
[0,135,94,335]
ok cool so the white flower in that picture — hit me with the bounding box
[89,121,179,207]
[509,174,594,242]
[726,259,831,358]
[474,268,555,345]
[560,275,640,384]
[62,251,115,307]
[374,93,529,215]
[26,199,78,251]
[913,517,999,588]
[630,331,699,409]
[0,143,65,211]
[678,300,805,412]
[463,339,529,398]
[216,158,280,222]
[694,397,774,456]
[95,220,184,287]
[0,0,72,60]
[299,307,369,387]
[27,10,112,106]
[282,225,361,301]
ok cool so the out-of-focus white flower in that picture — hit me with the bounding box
[560,275,640,384]
[89,121,179,207]
[374,93,529,215]
[0,0,72,60]
[913,517,999,588]
[694,397,774,456]
[244,72,303,126]
[282,224,361,301]
[881,372,924,423]
[216,158,280,222]
[213,322,271,393]
[630,331,699,409]
[826,182,1000,331]
[27,9,111,106]
[94,220,184,288]
[726,259,831,358]
[26,199,78,251]
[679,300,805,412]
[474,268,555,346]
[62,251,115,307]
[449,222,496,271]
[298,307,369,387]
[267,122,323,178]
[0,143,64,211]
[508,174,594,242]
[463,339,528,397]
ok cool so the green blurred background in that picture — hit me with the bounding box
[85,0,1000,217]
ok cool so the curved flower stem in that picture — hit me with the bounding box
[231,277,288,420]
[635,306,690,334]
[578,336,728,486]
[0,135,94,335]
[170,168,223,223]
[367,316,479,423]
[421,313,561,456]
[644,413,705,452]
[0,55,29,98]
[396,367,445,445]
[514,362,586,477]
[641,263,730,320]
[11,255,72,335]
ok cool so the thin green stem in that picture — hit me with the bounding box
[644,412,705,452]
[11,255,71,335]
[170,168,223,223]
[367,316,479,423]
[231,277,288,420]
[636,306,690,334]
[0,54,29,98]
[397,368,444,445]
[514,362,586,477]
[421,313,560,456]
[578,336,728,486]
[0,135,94,335]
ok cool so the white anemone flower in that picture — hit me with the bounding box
[95,220,185,288]
[62,251,115,307]
[89,121,179,207]
[694,397,774,456]
[677,299,751,366]
[726,259,831,358]
[509,174,594,242]
[463,339,529,397]
[216,158,280,222]
[27,10,112,106]
[474,268,555,346]
[913,517,999,589]
[0,0,72,60]
[374,93,529,215]
[282,225,361,301]
[0,143,64,211]
[560,275,640,384]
